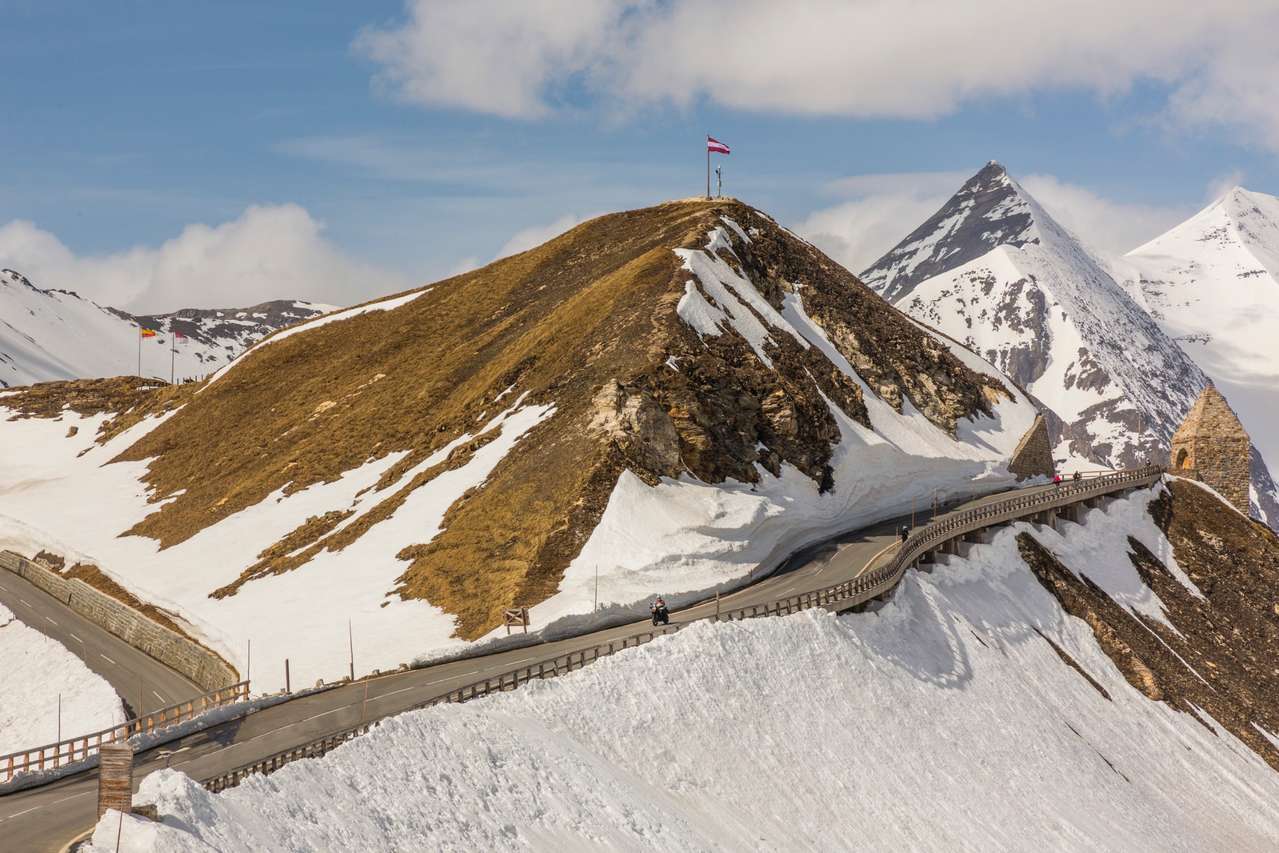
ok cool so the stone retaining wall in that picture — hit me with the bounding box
[0,550,238,692]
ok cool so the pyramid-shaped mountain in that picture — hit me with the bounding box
[863,163,1209,468]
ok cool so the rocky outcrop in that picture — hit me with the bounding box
[589,380,683,480]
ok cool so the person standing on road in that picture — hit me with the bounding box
[899,524,909,543]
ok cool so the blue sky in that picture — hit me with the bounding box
[3,1,1277,310]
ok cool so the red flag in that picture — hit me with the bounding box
[175,330,189,345]
[139,328,157,338]
[707,136,730,155]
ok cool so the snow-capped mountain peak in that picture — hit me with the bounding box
[1124,185,1279,525]
[862,161,1053,302]
[862,165,1279,526]
[0,267,332,388]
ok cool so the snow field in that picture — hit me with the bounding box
[0,602,126,754]
[89,488,1279,851]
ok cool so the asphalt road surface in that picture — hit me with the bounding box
[0,481,1066,851]
[0,569,202,721]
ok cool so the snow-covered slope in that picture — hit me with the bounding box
[1124,188,1279,522]
[84,483,1279,852]
[0,602,126,754]
[0,200,1042,692]
[861,164,1279,526]
[0,268,331,387]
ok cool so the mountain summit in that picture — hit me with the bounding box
[0,198,1043,688]
[863,161,1038,302]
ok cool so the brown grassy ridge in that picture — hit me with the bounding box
[15,199,1012,640]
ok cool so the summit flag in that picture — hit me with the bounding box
[707,136,730,154]
[139,328,157,338]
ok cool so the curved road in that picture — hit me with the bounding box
[0,481,1066,851]
[0,569,202,720]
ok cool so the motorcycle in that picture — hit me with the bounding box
[651,601,670,626]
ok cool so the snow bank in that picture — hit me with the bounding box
[0,603,125,754]
[88,510,1279,851]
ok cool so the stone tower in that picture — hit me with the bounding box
[1008,414,1055,480]
[1168,384,1251,513]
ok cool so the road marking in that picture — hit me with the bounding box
[153,690,165,702]
[100,654,116,665]
[7,807,37,819]
[45,616,57,626]
[69,633,83,643]
[299,708,344,725]
[51,792,92,806]
[857,540,901,578]
[18,598,30,607]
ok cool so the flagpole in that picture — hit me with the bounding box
[170,331,175,385]
[706,133,710,199]
[137,329,141,377]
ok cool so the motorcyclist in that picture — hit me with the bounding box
[899,524,909,543]
[650,596,670,626]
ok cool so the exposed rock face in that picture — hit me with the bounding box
[1007,414,1054,480]
[589,380,683,480]
[1168,385,1252,514]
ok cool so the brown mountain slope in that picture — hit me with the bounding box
[9,199,1012,640]
[1018,477,1279,768]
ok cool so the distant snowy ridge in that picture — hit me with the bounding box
[0,267,331,387]
[1123,187,1279,524]
[860,163,1279,527]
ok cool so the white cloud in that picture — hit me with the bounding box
[495,214,589,259]
[358,1,1279,150]
[794,169,1200,275]
[0,205,407,313]
[795,178,954,274]
[1018,175,1193,258]
[1204,170,1247,204]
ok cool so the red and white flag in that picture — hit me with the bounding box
[174,330,189,346]
[707,136,730,155]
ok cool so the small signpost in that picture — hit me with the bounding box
[503,606,530,635]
